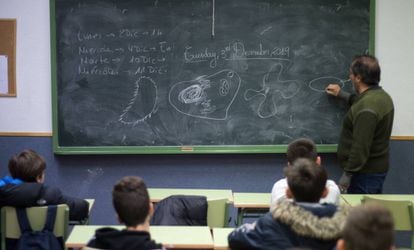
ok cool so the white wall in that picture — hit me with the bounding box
[0,0,51,132]
[0,0,413,136]
[376,0,414,136]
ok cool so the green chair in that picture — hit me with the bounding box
[207,198,228,228]
[1,204,69,250]
[362,196,414,250]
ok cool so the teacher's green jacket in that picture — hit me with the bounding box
[338,86,394,174]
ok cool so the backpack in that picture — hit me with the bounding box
[13,205,63,250]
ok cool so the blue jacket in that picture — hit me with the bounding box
[228,200,350,250]
[0,176,89,221]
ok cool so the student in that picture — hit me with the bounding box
[87,176,164,250]
[336,203,395,250]
[228,158,349,250]
[270,138,340,205]
[0,149,88,221]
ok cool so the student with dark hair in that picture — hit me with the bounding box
[87,176,164,250]
[8,149,46,182]
[336,203,395,250]
[271,138,340,205]
[0,149,89,221]
[326,55,394,194]
[228,158,349,250]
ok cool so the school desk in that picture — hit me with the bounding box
[65,225,214,249]
[232,192,270,226]
[233,192,349,226]
[341,194,414,206]
[212,228,234,250]
[148,188,233,203]
[85,199,94,212]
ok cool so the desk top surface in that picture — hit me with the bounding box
[66,225,214,249]
[341,194,414,206]
[148,188,234,202]
[232,192,270,208]
[212,228,234,250]
[233,193,349,208]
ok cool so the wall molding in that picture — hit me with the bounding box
[390,136,414,140]
[0,132,52,137]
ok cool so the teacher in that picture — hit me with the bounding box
[326,55,394,194]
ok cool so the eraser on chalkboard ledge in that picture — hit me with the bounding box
[181,146,194,152]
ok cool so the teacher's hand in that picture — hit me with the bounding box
[325,84,341,96]
[339,172,352,194]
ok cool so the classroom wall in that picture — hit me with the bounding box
[1,0,414,225]
[0,0,51,132]
[375,0,414,136]
[0,137,413,225]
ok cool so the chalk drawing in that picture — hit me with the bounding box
[119,76,158,125]
[244,63,301,118]
[308,76,349,92]
[307,76,351,108]
[169,69,241,120]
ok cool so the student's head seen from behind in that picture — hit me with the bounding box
[285,158,327,203]
[8,149,46,183]
[337,203,395,250]
[112,176,152,227]
[287,138,320,165]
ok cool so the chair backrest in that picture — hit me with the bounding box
[1,204,69,250]
[207,198,228,228]
[362,196,414,249]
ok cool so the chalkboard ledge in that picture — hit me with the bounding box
[53,145,338,155]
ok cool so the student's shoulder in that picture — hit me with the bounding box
[272,178,287,188]
[271,178,289,203]
[326,180,340,190]
[40,184,63,196]
[36,184,67,204]
[1,181,42,191]
[0,182,42,206]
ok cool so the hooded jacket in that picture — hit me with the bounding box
[228,200,350,250]
[0,176,89,221]
[87,227,164,250]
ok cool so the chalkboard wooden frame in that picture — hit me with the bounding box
[50,0,376,154]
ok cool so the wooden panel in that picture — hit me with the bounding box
[0,132,52,137]
[390,136,414,141]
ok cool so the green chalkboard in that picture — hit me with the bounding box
[50,0,375,154]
